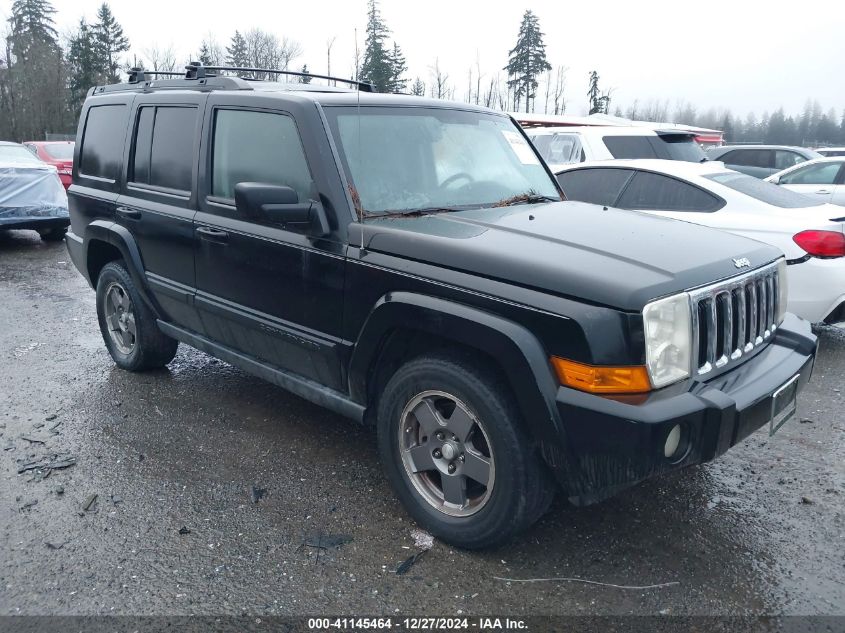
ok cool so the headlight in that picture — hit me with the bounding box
[642,293,692,389]
[776,258,788,325]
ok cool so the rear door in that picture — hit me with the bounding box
[612,170,725,221]
[777,161,842,204]
[115,93,206,333]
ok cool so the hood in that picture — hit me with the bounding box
[350,202,781,311]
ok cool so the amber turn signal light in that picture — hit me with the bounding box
[551,357,652,394]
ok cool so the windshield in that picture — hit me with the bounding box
[705,172,823,208]
[0,145,43,165]
[325,107,560,216]
[43,143,74,160]
[529,132,583,165]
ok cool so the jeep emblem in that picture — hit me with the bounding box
[733,257,751,269]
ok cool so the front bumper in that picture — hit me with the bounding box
[553,313,817,505]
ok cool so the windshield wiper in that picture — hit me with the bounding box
[494,192,561,207]
[363,206,467,220]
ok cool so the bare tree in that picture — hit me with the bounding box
[552,66,566,115]
[429,58,450,99]
[242,29,302,79]
[326,35,336,82]
[143,43,177,72]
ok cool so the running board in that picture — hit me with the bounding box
[157,320,366,423]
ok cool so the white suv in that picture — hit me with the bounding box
[526,125,707,172]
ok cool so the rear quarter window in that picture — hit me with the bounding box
[556,168,634,206]
[616,171,724,212]
[79,104,128,181]
[705,172,823,208]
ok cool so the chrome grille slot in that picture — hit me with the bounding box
[690,262,781,377]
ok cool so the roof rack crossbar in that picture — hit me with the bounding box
[127,67,185,84]
[191,63,375,92]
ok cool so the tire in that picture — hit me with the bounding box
[39,227,67,242]
[95,261,178,371]
[377,352,554,549]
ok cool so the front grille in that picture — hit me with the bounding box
[690,262,781,377]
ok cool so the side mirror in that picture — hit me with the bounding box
[770,176,781,185]
[234,182,329,237]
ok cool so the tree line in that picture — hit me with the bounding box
[2,0,843,147]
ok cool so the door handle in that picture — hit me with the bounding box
[116,206,141,220]
[815,189,831,195]
[196,226,229,243]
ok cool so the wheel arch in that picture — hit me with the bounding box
[349,292,569,469]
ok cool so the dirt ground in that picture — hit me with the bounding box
[1,230,843,618]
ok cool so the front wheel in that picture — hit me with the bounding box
[377,353,554,549]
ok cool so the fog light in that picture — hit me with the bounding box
[664,424,682,458]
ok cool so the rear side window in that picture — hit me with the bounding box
[211,109,312,203]
[616,171,723,212]
[780,162,842,185]
[530,133,583,165]
[556,168,634,206]
[705,172,823,208]
[774,150,806,170]
[79,104,127,181]
[130,106,197,192]
[603,136,658,159]
[720,149,771,168]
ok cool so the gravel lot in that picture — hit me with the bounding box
[1,230,843,618]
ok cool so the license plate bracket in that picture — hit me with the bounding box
[770,374,799,436]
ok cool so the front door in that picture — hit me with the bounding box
[193,100,347,391]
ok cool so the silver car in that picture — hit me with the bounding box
[707,145,821,179]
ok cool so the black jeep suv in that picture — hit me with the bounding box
[65,64,817,549]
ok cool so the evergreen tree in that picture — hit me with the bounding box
[299,64,311,84]
[93,3,129,83]
[226,31,248,68]
[387,42,407,93]
[198,42,213,66]
[587,70,601,114]
[504,10,551,112]
[359,0,394,91]
[67,18,101,118]
[411,77,425,96]
[8,0,58,59]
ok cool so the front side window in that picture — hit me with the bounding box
[325,107,559,216]
[616,171,723,212]
[705,172,823,208]
[556,168,634,207]
[780,162,842,185]
[131,106,197,192]
[211,109,312,203]
[79,104,127,180]
[774,150,807,170]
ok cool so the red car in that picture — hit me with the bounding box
[23,141,74,189]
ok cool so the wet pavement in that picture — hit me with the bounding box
[0,229,843,617]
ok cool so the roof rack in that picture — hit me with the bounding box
[187,63,375,92]
[127,67,184,83]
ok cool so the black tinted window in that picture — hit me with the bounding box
[774,150,806,170]
[721,149,771,168]
[657,134,707,162]
[603,136,658,159]
[131,106,196,192]
[79,104,127,180]
[556,168,634,206]
[616,171,723,212]
[211,109,312,202]
[705,172,823,208]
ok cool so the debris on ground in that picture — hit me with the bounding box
[111,494,123,505]
[55,486,64,495]
[18,499,38,512]
[45,541,65,550]
[801,496,814,505]
[302,533,353,550]
[396,529,435,575]
[250,485,266,503]
[82,494,98,512]
[20,436,45,445]
[492,575,680,590]
[17,454,76,476]
[799,418,814,424]
[178,526,191,535]
[45,414,58,422]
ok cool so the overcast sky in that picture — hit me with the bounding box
[25,0,845,117]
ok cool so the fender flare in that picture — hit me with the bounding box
[348,292,570,468]
[84,220,162,318]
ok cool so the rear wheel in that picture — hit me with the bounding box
[377,353,554,549]
[95,261,178,371]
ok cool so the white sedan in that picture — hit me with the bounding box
[555,159,845,324]
[765,157,845,206]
